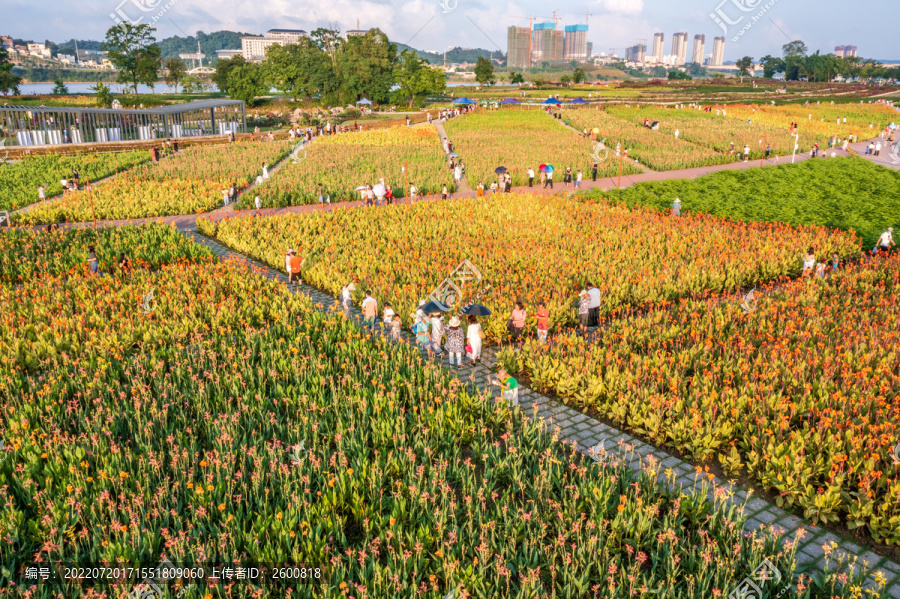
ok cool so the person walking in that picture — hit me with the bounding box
[509,301,527,351]
[591,163,598,181]
[361,291,378,331]
[454,164,462,186]
[383,302,396,332]
[38,185,46,203]
[587,282,602,328]
[466,314,484,364]
[743,144,750,162]
[476,182,485,197]
[445,316,465,368]
[441,184,449,200]
[546,170,554,189]
[341,282,356,314]
[287,249,305,286]
[391,314,402,342]
[262,162,269,179]
[577,289,590,335]
[674,128,680,139]
[765,145,771,159]
[527,167,535,187]
[414,314,431,353]
[87,245,102,276]
[254,195,262,214]
[672,197,681,216]
[284,248,293,278]
[802,247,816,277]
[575,170,583,189]
[564,168,572,188]
[536,301,550,344]
[878,227,895,253]
[430,312,445,356]
[875,142,882,157]
[540,171,547,188]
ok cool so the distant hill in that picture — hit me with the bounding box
[157,31,253,62]
[395,44,505,65]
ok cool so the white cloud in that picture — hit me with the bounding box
[592,0,645,15]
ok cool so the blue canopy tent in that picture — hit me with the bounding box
[566,97,589,105]
[356,98,373,105]
[500,97,520,104]
[452,98,476,104]
[542,98,562,105]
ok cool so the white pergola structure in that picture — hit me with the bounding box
[0,99,246,147]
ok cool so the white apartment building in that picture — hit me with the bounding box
[241,29,307,62]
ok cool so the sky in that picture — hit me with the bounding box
[4,0,899,62]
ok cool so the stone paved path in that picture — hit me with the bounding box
[183,229,899,598]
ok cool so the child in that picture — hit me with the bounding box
[383,303,396,330]
[288,249,304,286]
[536,301,550,344]
[830,253,840,272]
[391,314,402,342]
[445,316,465,368]
[441,184,448,200]
[490,181,499,195]
[814,261,827,279]
[414,315,431,352]
[476,182,484,198]
[490,368,519,407]
[38,185,46,202]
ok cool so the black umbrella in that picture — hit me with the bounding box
[422,300,450,314]
[460,304,491,316]
[494,166,508,174]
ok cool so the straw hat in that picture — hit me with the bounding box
[449,316,461,327]
[347,283,357,291]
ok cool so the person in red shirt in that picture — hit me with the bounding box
[288,249,305,286]
[536,301,550,344]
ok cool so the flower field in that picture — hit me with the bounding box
[197,194,858,341]
[13,141,293,224]
[586,156,900,248]
[0,258,857,597]
[559,109,731,171]
[0,259,295,374]
[0,223,214,285]
[498,254,900,544]
[245,125,453,208]
[443,110,640,187]
[0,150,150,212]
[607,106,796,159]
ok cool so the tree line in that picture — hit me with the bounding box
[753,41,899,81]
[212,27,447,107]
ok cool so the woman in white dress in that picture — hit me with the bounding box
[466,314,483,365]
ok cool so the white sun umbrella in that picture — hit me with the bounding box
[373,183,386,197]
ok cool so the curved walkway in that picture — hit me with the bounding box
[183,228,897,597]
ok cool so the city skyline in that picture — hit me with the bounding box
[4,0,898,62]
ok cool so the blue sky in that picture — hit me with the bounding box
[4,0,898,61]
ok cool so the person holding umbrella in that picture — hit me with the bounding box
[466,313,485,364]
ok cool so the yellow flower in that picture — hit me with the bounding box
[86,477,93,483]
[347,468,354,476]
[120,525,127,532]
[41,453,48,459]
[200,460,208,467]
[119,472,129,479]
[276,512,283,520]
[80,461,88,468]
[207,484,213,491]
[290,531,296,538]
[186,482,194,489]
[66,485,74,493]
[389,518,396,526]
[218,504,226,511]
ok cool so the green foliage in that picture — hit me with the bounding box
[336,28,398,104]
[51,78,68,95]
[572,67,586,84]
[226,61,267,106]
[668,70,691,80]
[89,82,114,107]
[474,56,495,85]
[163,57,187,92]
[264,38,337,100]
[759,54,785,78]
[0,47,22,95]
[509,71,525,84]
[102,23,162,95]
[582,157,900,247]
[212,53,245,94]
[735,56,754,77]
[391,49,447,106]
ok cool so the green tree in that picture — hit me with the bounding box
[782,40,808,80]
[474,56,495,86]
[735,56,754,77]
[509,71,525,84]
[759,55,785,79]
[712,72,726,80]
[180,75,201,93]
[0,47,22,95]
[559,73,572,85]
[213,54,245,94]
[392,49,445,107]
[51,78,69,94]
[668,70,691,80]
[651,66,668,78]
[337,29,398,104]
[89,82,114,108]
[687,62,707,76]
[226,61,267,106]
[572,67,586,84]
[102,23,162,95]
[164,57,187,93]
[265,39,337,100]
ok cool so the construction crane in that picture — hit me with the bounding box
[569,11,595,25]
